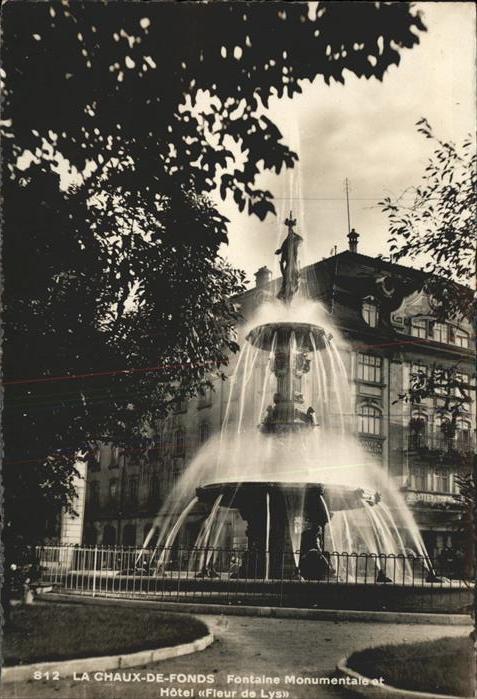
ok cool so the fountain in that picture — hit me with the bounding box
[144,214,435,586]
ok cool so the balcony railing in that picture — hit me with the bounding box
[359,436,384,455]
[406,432,475,460]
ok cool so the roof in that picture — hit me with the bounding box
[232,250,474,362]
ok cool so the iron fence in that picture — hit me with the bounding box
[33,544,473,612]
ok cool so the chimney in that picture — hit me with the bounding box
[348,228,359,253]
[255,266,272,289]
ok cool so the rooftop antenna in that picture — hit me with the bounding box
[344,177,352,235]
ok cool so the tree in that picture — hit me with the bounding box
[2,163,245,555]
[2,2,426,217]
[382,121,476,582]
[381,119,475,320]
[1,2,427,551]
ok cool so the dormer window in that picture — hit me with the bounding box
[409,317,471,349]
[410,317,427,339]
[452,327,470,349]
[362,297,378,328]
[432,322,447,344]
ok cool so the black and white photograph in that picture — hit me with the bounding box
[1,2,476,698]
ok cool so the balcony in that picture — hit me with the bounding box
[405,431,475,465]
[359,435,384,455]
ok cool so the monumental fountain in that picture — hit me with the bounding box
[144,214,435,585]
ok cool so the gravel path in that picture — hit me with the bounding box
[3,614,470,699]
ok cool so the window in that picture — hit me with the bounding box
[103,525,116,546]
[122,524,136,547]
[127,475,139,505]
[434,415,453,450]
[410,317,427,339]
[87,447,101,472]
[109,478,119,501]
[175,427,185,456]
[455,372,470,386]
[434,469,450,493]
[147,435,161,463]
[456,419,472,451]
[362,298,379,328]
[150,471,160,500]
[412,466,427,491]
[109,445,120,470]
[89,481,100,505]
[409,413,427,450]
[410,362,428,391]
[358,404,382,436]
[357,354,382,383]
[198,386,213,409]
[432,322,447,344]
[452,327,470,349]
[199,421,210,444]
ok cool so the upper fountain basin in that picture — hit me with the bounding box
[246,322,329,352]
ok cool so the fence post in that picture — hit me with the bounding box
[92,546,98,597]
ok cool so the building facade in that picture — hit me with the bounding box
[82,235,475,561]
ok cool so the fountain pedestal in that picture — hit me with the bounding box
[196,319,379,579]
[196,481,377,579]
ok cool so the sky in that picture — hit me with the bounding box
[217,2,476,286]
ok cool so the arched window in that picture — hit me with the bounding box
[409,412,427,450]
[434,414,453,450]
[362,297,379,328]
[199,421,210,444]
[357,404,382,436]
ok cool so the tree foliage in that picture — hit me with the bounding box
[3,1,426,217]
[1,2,426,548]
[3,164,245,549]
[380,119,476,320]
[383,120,476,570]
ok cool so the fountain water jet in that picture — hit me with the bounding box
[145,216,435,584]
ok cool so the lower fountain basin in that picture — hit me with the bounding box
[196,481,379,512]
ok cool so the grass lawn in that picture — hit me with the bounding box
[3,603,209,667]
[347,635,475,697]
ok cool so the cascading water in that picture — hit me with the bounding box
[144,217,436,585]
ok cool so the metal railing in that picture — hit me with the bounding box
[34,545,472,611]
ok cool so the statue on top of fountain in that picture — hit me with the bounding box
[275,212,303,303]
